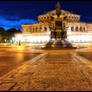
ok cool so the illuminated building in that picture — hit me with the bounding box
[16,4,92,47]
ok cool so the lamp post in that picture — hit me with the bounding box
[19,40,21,46]
[15,34,23,46]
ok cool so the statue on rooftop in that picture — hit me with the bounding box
[56,2,61,17]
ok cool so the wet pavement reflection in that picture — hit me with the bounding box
[0,46,92,91]
[0,47,40,77]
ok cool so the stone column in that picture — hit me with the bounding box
[43,26,44,32]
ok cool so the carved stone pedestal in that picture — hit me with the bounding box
[45,39,75,49]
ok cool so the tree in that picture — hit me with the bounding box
[17,29,22,33]
[0,27,22,43]
[6,28,17,43]
[0,27,4,33]
[0,27,5,43]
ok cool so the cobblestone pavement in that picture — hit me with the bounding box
[0,50,92,91]
[0,47,40,77]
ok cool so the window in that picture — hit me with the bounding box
[83,27,85,31]
[44,17,46,19]
[40,26,42,30]
[71,27,74,31]
[44,27,47,31]
[51,16,54,20]
[64,16,67,20]
[76,27,78,31]
[47,17,49,19]
[35,27,37,32]
[80,27,82,31]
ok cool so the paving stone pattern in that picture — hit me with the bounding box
[0,53,92,91]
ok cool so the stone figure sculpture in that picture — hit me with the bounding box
[56,2,61,17]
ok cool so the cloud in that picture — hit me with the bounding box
[0,16,37,31]
[7,16,21,21]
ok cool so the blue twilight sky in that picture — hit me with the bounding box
[0,1,92,31]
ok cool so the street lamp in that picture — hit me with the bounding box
[15,34,24,46]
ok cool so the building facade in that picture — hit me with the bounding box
[17,9,92,47]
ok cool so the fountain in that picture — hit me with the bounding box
[44,2,76,49]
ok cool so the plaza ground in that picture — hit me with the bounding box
[0,46,92,91]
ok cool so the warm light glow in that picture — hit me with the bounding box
[46,28,51,35]
[67,27,72,35]
[24,35,50,43]
[67,35,92,43]
[15,34,24,42]
[51,38,56,41]
[16,46,25,50]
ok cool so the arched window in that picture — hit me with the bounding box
[64,16,67,20]
[47,17,49,19]
[80,27,82,31]
[76,26,78,31]
[44,17,46,19]
[83,27,85,31]
[51,16,54,20]
[71,27,74,31]
[44,27,47,31]
[36,27,38,32]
